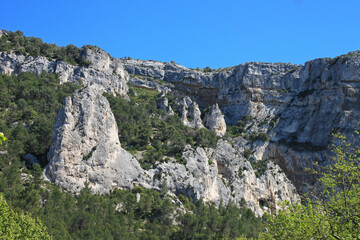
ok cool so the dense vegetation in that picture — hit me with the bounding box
[2,30,359,239]
[105,86,219,169]
[0,194,51,239]
[0,72,262,239]
[264,132,360,239]
[0,72,80,167]
[0,30,91,66]
[0,164,262,239]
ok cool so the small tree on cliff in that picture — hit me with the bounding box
[263,132,360,239]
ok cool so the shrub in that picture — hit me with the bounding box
[243,149,252,159]
[257,132,270,141]
[264,132,360,239]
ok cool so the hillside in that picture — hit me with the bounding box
[0,30,359,239]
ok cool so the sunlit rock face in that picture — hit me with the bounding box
[44,85,151,193]
[0,46,129,97]
[150,140,299,217]
[2,36,360,217]
[123,52,360,192]
[204,104,227,136]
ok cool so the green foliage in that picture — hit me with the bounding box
[264,132,360,239]
[250,159,269,178]
[0,132,6,144]
[0,164,262,240]
[249,131,270,142]
[0,194,51,239]
[257,132,270,141]
[0,72,80,166]
[243,149,252,160]
[105,86,219,169]
[203,66,213,72]
[0,30,91,66]
[227,120,246,137]
[0,67,262,239]
[174,200,262,239]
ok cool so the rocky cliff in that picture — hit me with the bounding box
[123,52,360,191]
[44,85,151,193]
[1,32,359,216]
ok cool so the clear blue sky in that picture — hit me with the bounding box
[1,0,359,68]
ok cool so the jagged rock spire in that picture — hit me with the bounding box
[204,103,227,136]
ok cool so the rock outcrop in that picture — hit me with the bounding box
[177,97,204,128]
[0,48,129,97]
[156,93,175,116]
[44,85,150,193]
[150,140,298,216]
[2,30,360,217]
[204,104,227,136]
[122,51,360,192]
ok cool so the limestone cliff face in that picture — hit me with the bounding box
[2,36,360,216]
[44,86,150,193]
[151,140,298,216]
[0,48,129,97]
[204,104,227,136]
[123,52,360,191]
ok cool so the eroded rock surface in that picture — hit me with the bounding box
[2,32,360,217]
[150,140,298,216]
[204,104,227,136]
[0,48,129,97]
[122,51,360,192]
[44,86,150,193]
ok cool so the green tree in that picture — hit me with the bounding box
[0,194,51,239]
[0,132,6,144]
[263,132,360,239]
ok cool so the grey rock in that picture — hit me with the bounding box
[188,102,204,128]
[176,97,204,128]
[3,42,360,217]
[128,77,173,94]
[24,153,39,165]
[44,85,151,193]
[168,105,175,116]
[151,140,298,216]
[156,95,169,111]
[80,47,112,73]
[0,49,129,97]
[123,51,360,192]
[204,104,226,136]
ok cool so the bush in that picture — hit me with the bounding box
[0,72,80,166]
[243,149,252,159]
[264,132,360,239]
[0,30,91,66]
[257,132,270,141]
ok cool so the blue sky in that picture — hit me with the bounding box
[1,0,359,68]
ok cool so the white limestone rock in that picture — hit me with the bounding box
[0,48,129,97]
[177,97,204,128]
[151,140,299,216]
[204,104,227,136]
[44,85,150,193]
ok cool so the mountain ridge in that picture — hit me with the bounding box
[1,29,359,217]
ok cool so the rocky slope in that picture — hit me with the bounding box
[123,53,360,191]
[2,31,359,215]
